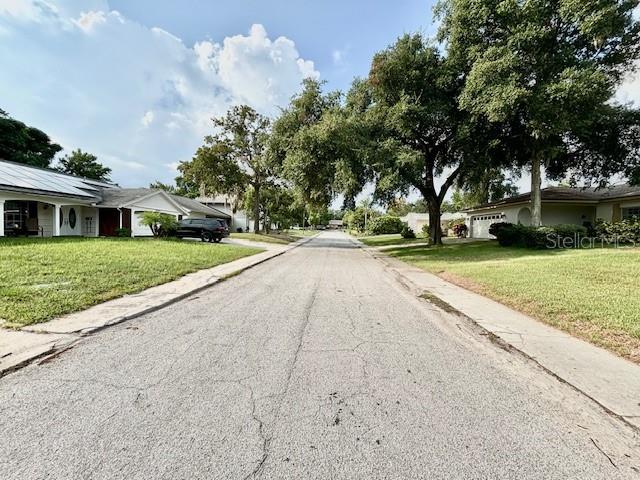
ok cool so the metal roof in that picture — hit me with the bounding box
[0,159,112,199]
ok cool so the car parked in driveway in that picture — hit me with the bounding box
[176,218,230,243]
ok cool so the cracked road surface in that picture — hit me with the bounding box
[1,232,639,479]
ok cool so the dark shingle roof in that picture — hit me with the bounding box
[466,184,640,211]
[98,188,230,218]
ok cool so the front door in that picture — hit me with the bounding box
[99,208,119,236]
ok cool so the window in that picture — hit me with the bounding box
[622,207,640,220]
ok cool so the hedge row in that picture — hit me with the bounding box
[489,222,588,248]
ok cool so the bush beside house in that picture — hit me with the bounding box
[368,215,404,235]
[490,222,588,248]
[595,218,640,243]
[140,212,179,237]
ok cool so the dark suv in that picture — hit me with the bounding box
[176,218,230,243]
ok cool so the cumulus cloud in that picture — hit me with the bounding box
[0,1,318,186]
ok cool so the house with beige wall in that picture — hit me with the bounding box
[465,185,640,239]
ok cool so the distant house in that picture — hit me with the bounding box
[0,159,229,237]
[400,212,466,234]
[328,219,343,229]
[196,195,253,232]
[465,185,640,239]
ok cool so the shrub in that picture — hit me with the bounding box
[595,218,640,243]
[139,212,179,237]
[490,222,520,246]
[523,226,556,249]
[493,222,592,249]
[115,227,131,237]
[553,224,587,239]
[401,225,416,239]
[488,222,512,238]
[368,215,404,235]
[421,223,430,235]
[452,223,468,238]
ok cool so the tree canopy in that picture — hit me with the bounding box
[181,105,272,233]
[57,149,112,181]
[0,109,62,168]
[344,34,507,243]
[437,0,640,224]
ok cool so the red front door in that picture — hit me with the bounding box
[99,209,119,237]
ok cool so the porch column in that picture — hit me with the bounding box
[53,204,61,236]
[118,209,123,229]
[0,200,4,237]
[130,210,136,237]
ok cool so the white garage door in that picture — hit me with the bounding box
[471,214,504,239]
[132,211,155,237]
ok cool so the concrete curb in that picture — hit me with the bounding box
[0,234,316,377]
[361,242,640,432]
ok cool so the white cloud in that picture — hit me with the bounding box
[73,10,106,32]
[618,61,640,106]
[332,49,345,65]
[0,1,318,186]
[141,110,154,127]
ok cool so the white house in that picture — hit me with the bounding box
[196,195,252,232]
[400,212,466,234]
[465,185,640,239]
[0,159,229,238]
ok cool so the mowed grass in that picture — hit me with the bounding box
[359,233,429,247]
[388,242,640,361]
[231,231,312,244]
[0,237,262,326]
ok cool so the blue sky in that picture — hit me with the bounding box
[0,0,437,188]
[0,0,638,197]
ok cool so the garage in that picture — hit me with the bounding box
[470,213,505,239]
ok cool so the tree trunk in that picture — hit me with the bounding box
[428,200,442,245]
[253,184,261,233]
[530,155,542,227]
[264,205,271,233]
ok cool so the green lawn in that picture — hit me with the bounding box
[231,231,314,244]
[387,241,640,361]
[359,233,429,247]
[0,237,262,326]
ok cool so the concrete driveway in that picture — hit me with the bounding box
[1,232,638,479]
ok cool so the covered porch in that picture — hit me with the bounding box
[0,194,98,238]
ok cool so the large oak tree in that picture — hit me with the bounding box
[437,0,640,225]
[181,105,272,233]
[349,34,506,244]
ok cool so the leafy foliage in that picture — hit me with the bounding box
[181,105,272,233]
[346,34,507,244]
[57,149,111,181]
[342,206,379,232]
[595,218,640,243]
[270,78,366,209]
[0,109,61,167]
[438,0,640,223]
[401,225,416,239]
[139,212,178,237]
[368,215,404,235]
[491,222,588,248]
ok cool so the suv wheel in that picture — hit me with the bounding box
[201,231,213,242]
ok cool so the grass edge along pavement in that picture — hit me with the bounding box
[0,237,262,327]
[385,240,640,363]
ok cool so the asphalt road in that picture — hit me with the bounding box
[1,231,639,479]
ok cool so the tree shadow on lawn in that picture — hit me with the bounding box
[0,237,183,247]
[386,240,570,264]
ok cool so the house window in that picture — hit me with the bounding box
[622,207,640,220]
